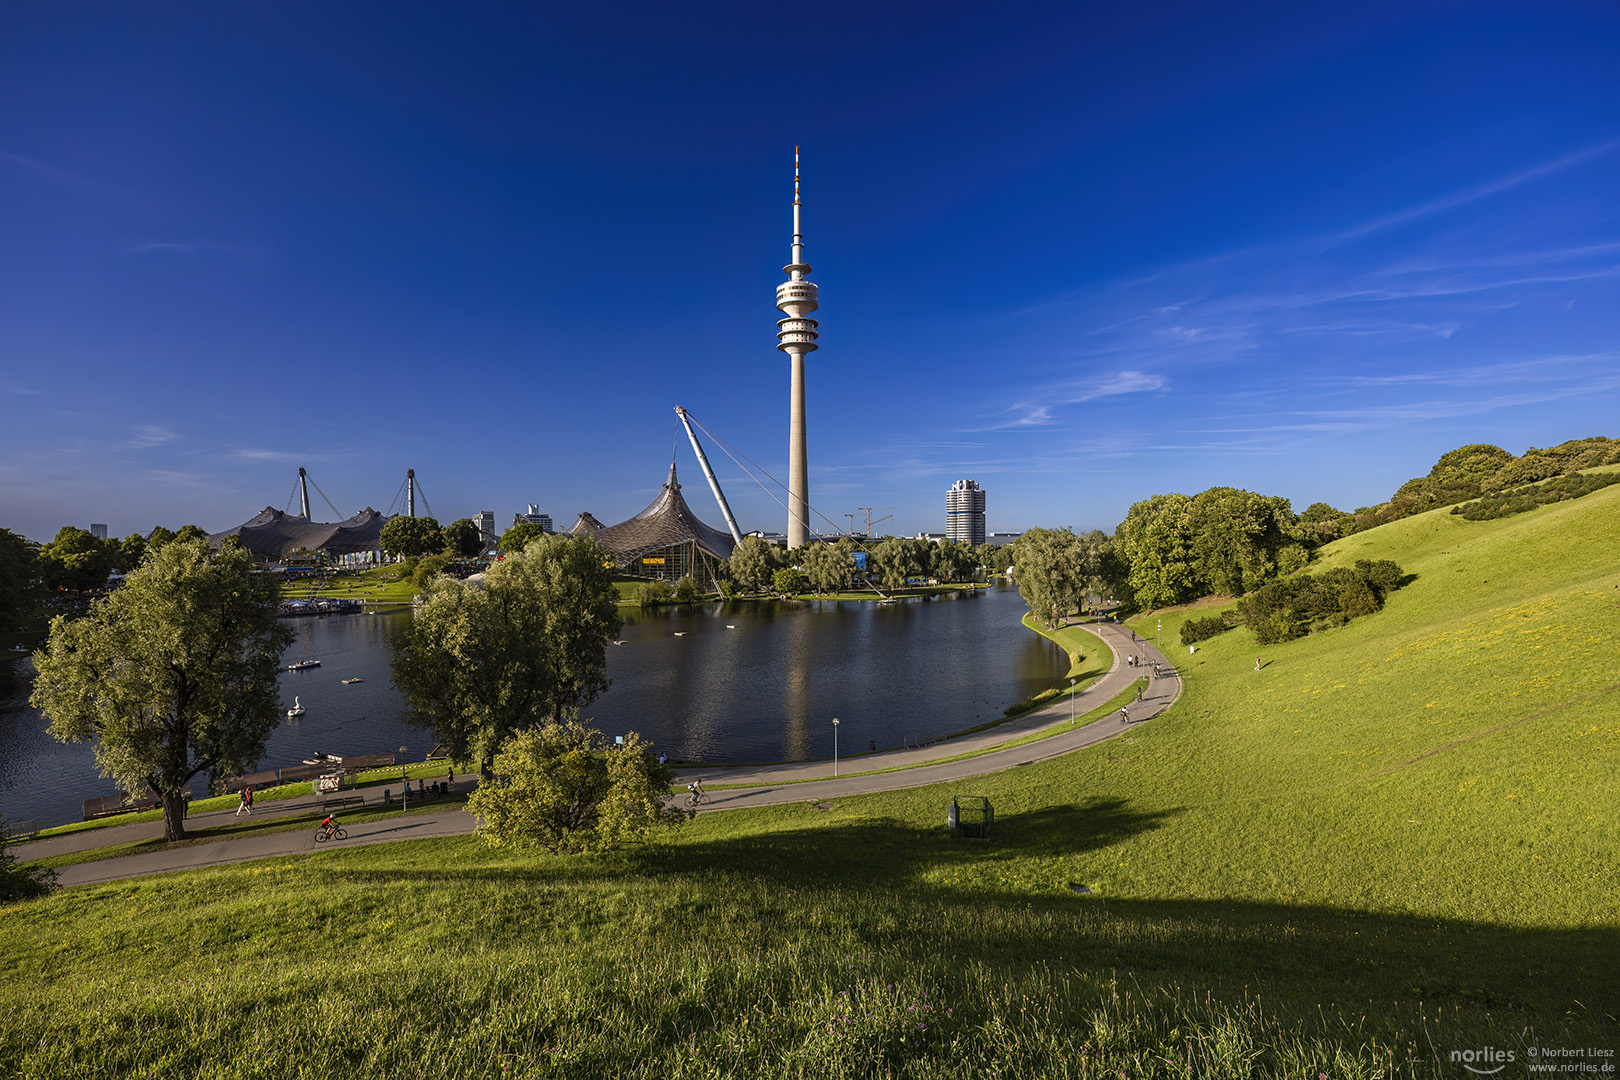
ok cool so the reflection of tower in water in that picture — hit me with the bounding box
[778,613,815,760]
[776,147,818,549]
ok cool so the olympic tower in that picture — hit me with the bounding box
[775,147,818,548]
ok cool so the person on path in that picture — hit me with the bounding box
[1255,656,1262,672]
[1119,706,1130,724]
[235,786,253,817]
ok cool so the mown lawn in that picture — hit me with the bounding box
[3,490,1617,1078]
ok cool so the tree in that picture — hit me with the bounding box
[0,528,38,633]
[114,533,148,573]
[145,526,177,551]
[772,567,804,596]
[465,723,690,853]
[37,526,113,594]
[499,521,547,554]
[726,536,778,594]
[444,518,484,558]
[392,535,623,777]
[381,515,444,559]
[868,537,923,591]
[172,524,210,546]
[800,541,853,594]
[1010,527,1088,626]
[30,539,294,842]
[932,539,978,583]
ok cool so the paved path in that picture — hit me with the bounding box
[30,617,1182,888]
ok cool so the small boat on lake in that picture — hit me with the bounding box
[341,677,364,684]
[287,697,306,718]
[287,659,321,671]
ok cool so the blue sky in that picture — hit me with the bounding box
[3,1,1617,544]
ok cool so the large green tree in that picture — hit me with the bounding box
[0,528,38,633]
[392,535,623,777]
[725,535,779,594]
[868,537,925,591]
[498,521,547,554]
[30,539,294,841]
[800,540,854,594]
[444,518,484,558]
[465,723,689,853]
[1010,527,1090,626]
[381,515,445,559]
[37,526,113,594]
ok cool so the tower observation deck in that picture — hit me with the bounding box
[777,146,818,549]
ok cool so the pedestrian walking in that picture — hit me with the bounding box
[869,740,877,753]
[235,786,253,817]
[1136,686,1143,701]
[1255,656,1262,672]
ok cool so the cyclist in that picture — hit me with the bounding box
[686,779,707,806]
[317,813,339,839]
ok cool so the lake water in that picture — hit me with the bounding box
[0,583,1063,828]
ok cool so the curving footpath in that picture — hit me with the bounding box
[33,617,1182,888]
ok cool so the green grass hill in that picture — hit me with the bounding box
[3,487,1617,1078]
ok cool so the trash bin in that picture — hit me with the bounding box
[947,795,993,841]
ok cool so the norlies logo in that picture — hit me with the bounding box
[1452,1047,1516,1075]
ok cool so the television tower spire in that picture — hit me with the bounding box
[776,146,818,548]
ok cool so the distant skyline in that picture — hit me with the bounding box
[3,2,1618,544]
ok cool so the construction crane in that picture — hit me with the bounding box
[857,507,894,535]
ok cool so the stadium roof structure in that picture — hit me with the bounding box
[586,462,736,583]
[566,512,605,536]
[212,507,391,561]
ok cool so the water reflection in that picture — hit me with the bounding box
[0,583,1064,827]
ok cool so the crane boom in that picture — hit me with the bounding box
[675,407,745,545]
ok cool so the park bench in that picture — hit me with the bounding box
[320,794,365,811]
[3,819,40,843]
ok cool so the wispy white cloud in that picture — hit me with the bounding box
[1330,137,1620,243]
[0,148,125,198]
[124,425,177,450]
[1079,370,1167,400]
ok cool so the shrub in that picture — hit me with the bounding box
[1236,559,1409,644]
[1180,615,1231,645]
[412,553,453,588]
[673,576,702,604]
[0,818,57,902]
[636,581,674,608]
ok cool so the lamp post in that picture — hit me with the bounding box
[399,746,408,811]
[1157,618,1162,654]
[1070,678,1077,725]
[832,717,840,777]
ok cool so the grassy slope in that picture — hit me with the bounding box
[3,492,1617,1078]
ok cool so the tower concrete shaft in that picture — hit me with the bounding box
[776,146,818,548]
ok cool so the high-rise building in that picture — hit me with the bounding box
[946,480,986,546]
[776,147,818,549]
[89,523,109,540]
[473,510,497,549]
[512,504,553,533]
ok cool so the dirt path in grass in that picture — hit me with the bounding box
[32,617,1181,887]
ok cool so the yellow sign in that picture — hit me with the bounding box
[642,557,665,565]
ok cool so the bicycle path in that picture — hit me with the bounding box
[37,617,1182,888]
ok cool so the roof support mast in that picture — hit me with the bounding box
[675,407,745,545]
[298,467,311,519]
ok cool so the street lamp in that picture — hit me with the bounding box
[1070,678,1077,725]
[832,718,840,778]
[1157,618,1162,654]
[399,746,408,811]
